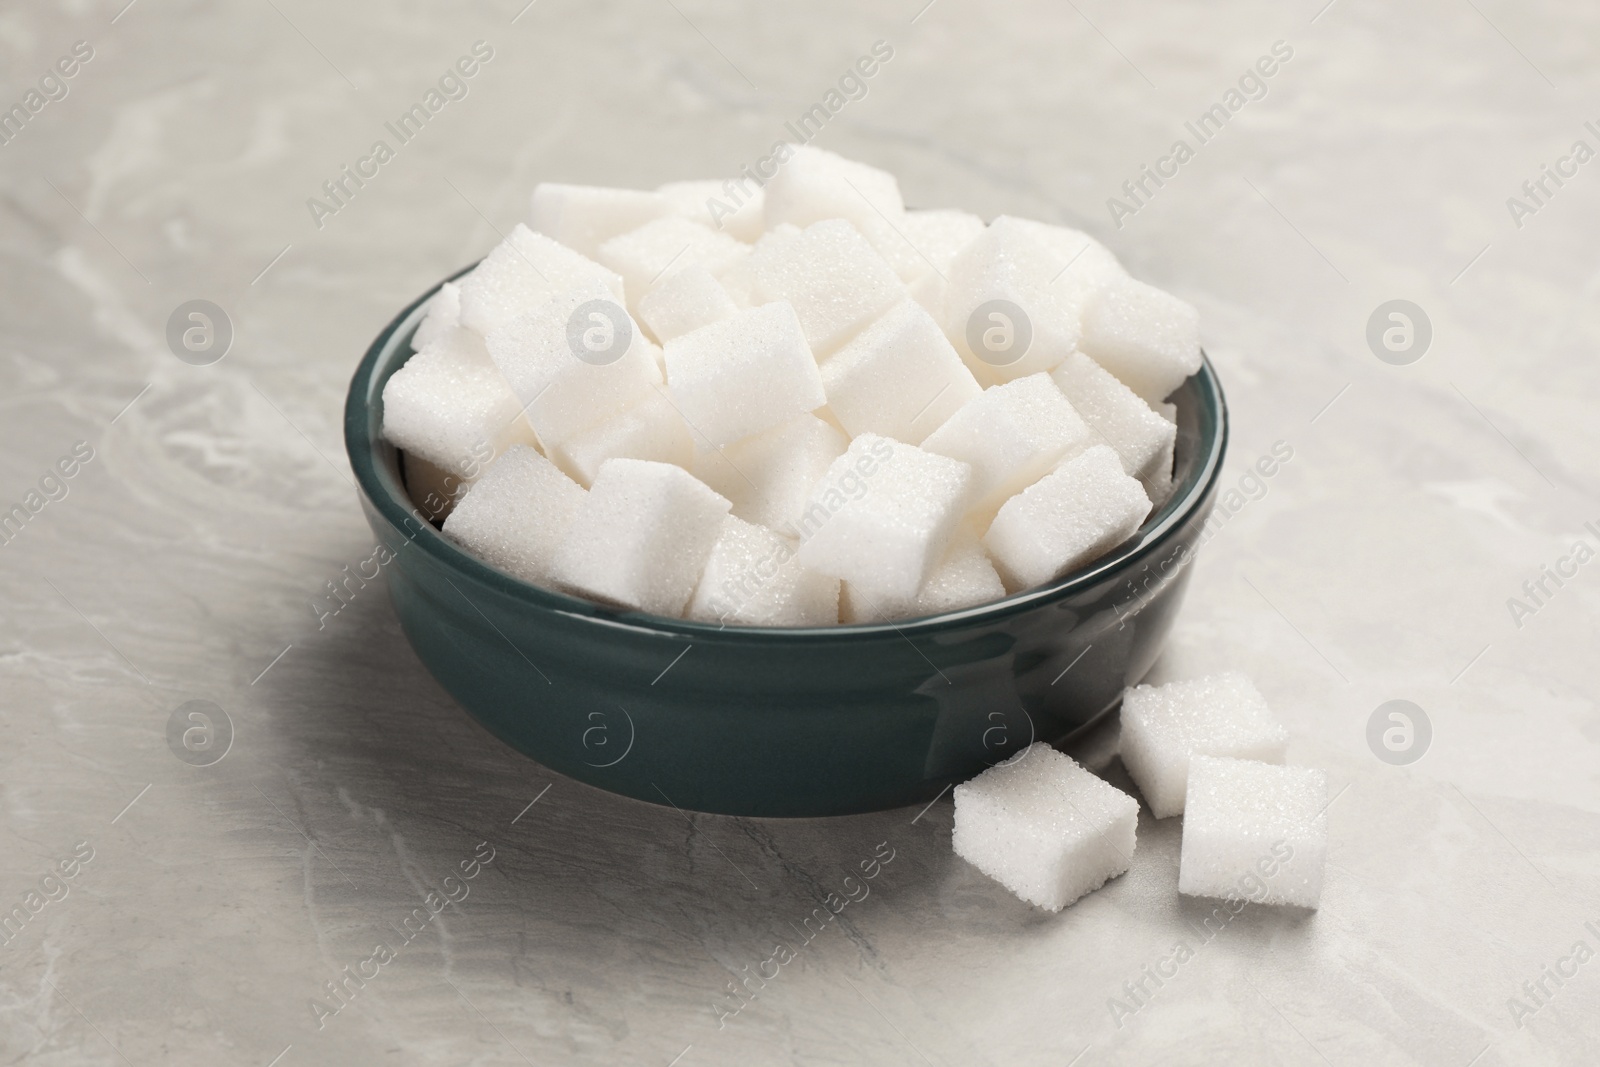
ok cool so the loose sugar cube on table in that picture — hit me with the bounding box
[942,216,1083,385]
[551,458,731,616]
[381,327,536,480]
[821,299,981,444]
[597,216,748,314]
[441,445,586,587]
[749,218,905,356]
[1050,351,1177,500]
[530,183,673,259]
[663,302,826,447]
[484,283,659,449]
[637,265,739,343]
[692,413,847,533]
[922,372,1096,516]
[953,742,1139,912]
[983,444,1151,592]
[1080,276,1202,406]
[547,389,693,487]
[657,179,765,242]
[794,434,971,603]
[1118,672,1288,819]
[457,224,626,338]
[685,515,839,627]
[1178,756,1328,909]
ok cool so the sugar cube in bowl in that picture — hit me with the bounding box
[345,163,1228,816]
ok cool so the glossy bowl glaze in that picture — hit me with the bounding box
[345,269,1228,816]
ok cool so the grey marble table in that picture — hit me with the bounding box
[2,1,1597,1064]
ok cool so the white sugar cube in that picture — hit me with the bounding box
[412,281,463,351]
[457,224,625,338]
[983,444,1151,591]
[657,179,765,242]
[547,389,693,488]
[900,209,985,280]
[749,218,905,356]
[953,742,1139,911]
[663,302,826,447]
[685,515,839,627]
[484,284,658,449]
[1001,216,1127,305]
[921,372,1096,515]
[1050,351,1177,499]
[1118,672,1288,819]
[762,144,904,235]
[839,523,1005,623]
[530,183,673,259]
[821,299,981,444]
[915,525,1006,614]
[441,445,586,587]
[597,216,748,313]
[794,435,971,603]
[551,458,730,615]
[381,327,537,478]
[692,413,847,532]
[1178,756,1327,909]
[636,264,739,343]
[942,216,1082,385]
[1080,277,1201,405]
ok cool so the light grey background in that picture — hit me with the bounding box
[2,0,1597,1064]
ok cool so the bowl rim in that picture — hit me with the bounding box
[345,266,1229,642]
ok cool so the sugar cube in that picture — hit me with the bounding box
[794,434,971,603]
[914,525,1006,615]
[1001,216,1127,305]
[381,327,537,477]
[685,515,839,626]
[1178,756,1328,909]
[636,264,739,343]
[597,216,748,313]
[942,216,1082,385]
[883,208,986,295]
[1118,672,1288,819]
[457,224,626,338]
[550,458,731,615]
[530,183,673,259]
[441,445,587,587]
[840,523,1005,622]
[412,281,463,351]
[921,372,1096,515]
[692,413,848,532]
[663,302,826,447]
[749,218,905,356]
[547,388,693,488]
[820,299,981,444]
[1080,277,1201,406]
[983,444,1151,592]
[762,144,904,236]
[953,742,1139,911]
[1050,351,1177,499]
[657,179,765,243]
[484,283,659,449]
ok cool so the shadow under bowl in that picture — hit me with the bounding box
[345,269,1229,817]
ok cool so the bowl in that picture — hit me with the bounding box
[345,268,1228,817]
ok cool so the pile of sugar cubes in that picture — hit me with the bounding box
[953,673,1328,912]
[381,145,1202,625]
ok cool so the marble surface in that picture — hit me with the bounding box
[2,0,1598,1064]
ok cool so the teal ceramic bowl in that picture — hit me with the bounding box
[345,269,1228,817]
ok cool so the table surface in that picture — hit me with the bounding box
[2,1,1597,1064]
